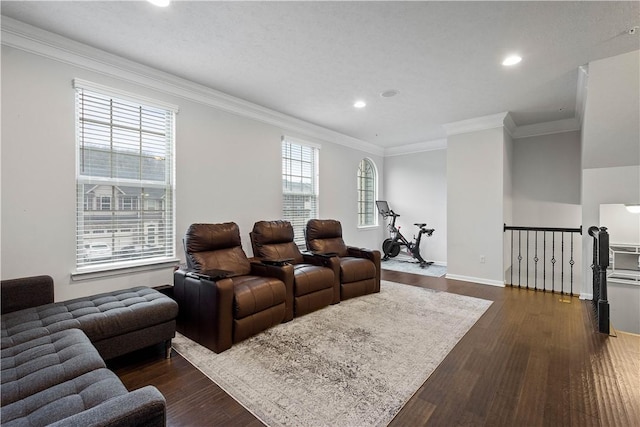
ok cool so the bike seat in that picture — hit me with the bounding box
[414,223,427,228]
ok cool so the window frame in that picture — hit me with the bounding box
[357,158,378,228]
[73,79,179,275]
[281,136,320,247]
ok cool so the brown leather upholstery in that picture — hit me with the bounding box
[251,220,339,317]
[185,222,251,276]
[305,219,381,301]
[174,222,292,353]
[250,220,305,264]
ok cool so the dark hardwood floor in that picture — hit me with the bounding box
[110,271,640,426]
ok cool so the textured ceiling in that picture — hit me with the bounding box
[1,1,639,148]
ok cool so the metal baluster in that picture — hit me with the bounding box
[561,232,565,295]
[517,230,522,288]
[543,232,547,292]
[534,231,539,291]
[551,232,556,293]
[570,233,575,296]
[526,230,530,290]
[510,229,514,287]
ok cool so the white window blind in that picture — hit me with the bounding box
[75,81,177,270]
[357,158,377,227]
[282,137,319,246]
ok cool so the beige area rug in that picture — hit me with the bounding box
[172,281,492,427]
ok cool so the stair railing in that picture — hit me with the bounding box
[503,225,582,296]
[588,226,610,334]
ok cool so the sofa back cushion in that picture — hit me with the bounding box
[185,223,251,276]
[250,221,304,264]
[305,219,348,257]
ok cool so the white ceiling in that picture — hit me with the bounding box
[1,1,639,148]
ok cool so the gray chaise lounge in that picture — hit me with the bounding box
[1,275,178,426]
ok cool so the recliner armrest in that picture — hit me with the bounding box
[250,262,295,322]
[185,269,232,281]
[259,258,294,266]
[1,275,55,314]
[347,247,381,293]
[302,252,330,265]
[173,269,234,353]
[308,251,339,259]
[347,246,380,262]
[302,252,341,305]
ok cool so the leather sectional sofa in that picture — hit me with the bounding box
[1,275,178,426]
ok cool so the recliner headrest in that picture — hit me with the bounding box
[305,219,348,256]
[305,219,343,240]
[185,222,242,253]
[251,220,295,246]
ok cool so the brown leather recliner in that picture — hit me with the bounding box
[173,222,293,353]
[305,219,381,300]
[250,220,339,318]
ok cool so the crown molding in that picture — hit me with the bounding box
[383,113,580,156]
[443,112,509,136]
[384,138,447,157]
[512,118,581,139]
[502,112,517,138]
[1,17,383,157]
[575,65,589,128]
[441,110,579,141]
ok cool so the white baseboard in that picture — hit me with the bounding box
[580,293,594,300]
[445,274,505,287]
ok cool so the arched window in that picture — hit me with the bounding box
[357,158,377,227]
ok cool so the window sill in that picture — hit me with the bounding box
[357,225,380,231]
[71,258,180,281]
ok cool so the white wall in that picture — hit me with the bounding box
[0,45,384,301]
[503,128,514,279]
[447,127,506,286]
[512,131,582,227]
[600,204,640,245]
[582,51,640,170]
[506,130,583,291]
[581,50,640,333]
[383,149,447,264]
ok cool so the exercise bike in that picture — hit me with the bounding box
[376,200,434,268]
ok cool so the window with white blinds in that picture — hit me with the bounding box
[282,138,319,246]
[74,80,177,270]
[357,158,377,227]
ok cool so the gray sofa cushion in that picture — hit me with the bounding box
[0,282,170,426]
[1,329,105,407]
[1,287,178,349]
[2,368,131,426]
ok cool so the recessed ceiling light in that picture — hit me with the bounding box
[354,100,366,108]
[502,55,522,66]
[147,0,170,7]
[380,90,399,98]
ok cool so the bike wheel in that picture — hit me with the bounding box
[382,239,401,257]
